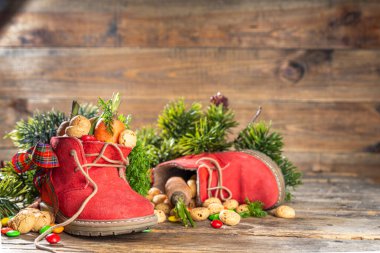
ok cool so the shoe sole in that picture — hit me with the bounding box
[40,202,157,236]
[242,150,286,208]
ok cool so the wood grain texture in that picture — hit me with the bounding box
[2,173,380,252]
[0,48,379,102]
[0,1,379,177]
[0,0,380,48]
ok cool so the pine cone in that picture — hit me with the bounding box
[210,92,229,109]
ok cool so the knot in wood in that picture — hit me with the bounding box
[279,60,306,84]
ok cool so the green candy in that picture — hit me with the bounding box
[208,213,220,221]
[39,225,51,234]
[6,230,20,237]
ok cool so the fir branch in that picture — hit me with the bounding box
[78,103,99,118]
[206,104,238,132]
[234,121,283,162]
[278,157,302,189]
[158,99,202,139]
[0,198,20,218]
[0,162,39,217]
[1,162,39,205]
[126,140,151,196]
[137,127,162,148]
[4,110,66,150]
[177,117,232,155]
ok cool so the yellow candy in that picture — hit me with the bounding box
[168,216,180,222]
[1,217,10,227]
[50,224,64,234]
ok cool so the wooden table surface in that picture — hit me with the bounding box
[2,172,380,253]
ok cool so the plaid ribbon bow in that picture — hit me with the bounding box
[11,143,60,191]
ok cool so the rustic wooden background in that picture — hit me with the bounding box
[0,0,379,180]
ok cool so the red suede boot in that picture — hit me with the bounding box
[40,137,156,236]
[153,150,285,209]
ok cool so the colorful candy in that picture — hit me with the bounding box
[1,227,12,235]
[210,220,223,229]
[1,217,10,227]
[50,224,64,234]
[208,213,220,221]
[39,225,51,234]
[6,230,20,237]
[168,216,180,222]
[46,233,61,244]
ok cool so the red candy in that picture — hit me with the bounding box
[80,135,97,142]
[1,227,12,235]
[46,233,61,244]
[211,220,223,229]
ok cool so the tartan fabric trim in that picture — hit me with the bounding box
[11,152,35,173]
[11,143,59,174]
[31,143,59,169]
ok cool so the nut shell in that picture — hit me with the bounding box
[148,187,162,197]
[153,194,168,205]
[8,212,36,234]
[70,115,91,129]
[65,126,89,138]
[154,210,167,223]
[118,129,137,148]
[32,211,53,232]
[274,205,296,219]
[57,121,69,136]
[202,197,222,208]
[207,203,224,215]
[223,199,239,210]
[187,179,197,198]
[155,203,171,215]
[189,207,210,221]
[235,204,249,214]
[219,210,241,226]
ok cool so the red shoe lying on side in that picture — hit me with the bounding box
[153,150,285,209]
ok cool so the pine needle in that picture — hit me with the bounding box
[4,110,66,149]
[158,99,202,139]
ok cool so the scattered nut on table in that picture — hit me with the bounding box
[207,203,224,215]
[189,207,210,221]
[154,210,167,223]
[235,204,249,214]
[273,205,295,219]
[223,199,239,210]
[202,197,222,207]
[219,210,241,226]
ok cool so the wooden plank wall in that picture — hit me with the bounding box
[0,0,379,180]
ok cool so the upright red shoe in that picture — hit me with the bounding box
[153,150,285,209]
[40,137,156,236]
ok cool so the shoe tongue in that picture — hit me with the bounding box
[82,141,131,164]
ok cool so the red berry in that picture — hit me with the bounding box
[80,135,97,142]
[1,227,12,235]
[46,233,61,244]
[211,220,223,229]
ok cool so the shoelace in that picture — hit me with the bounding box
[196,157,232,201]
[34,143,129,252]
